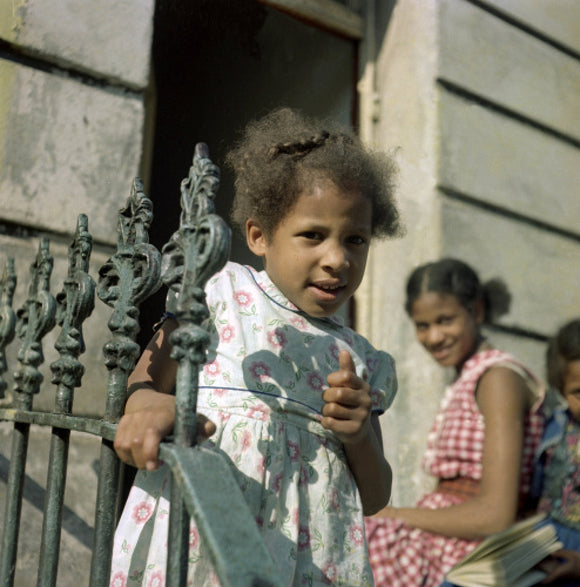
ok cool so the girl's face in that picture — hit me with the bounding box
[562,360,580,423]
[410,292,483,371]
[246,178,372,317]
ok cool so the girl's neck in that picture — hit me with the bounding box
[455,334,492,374]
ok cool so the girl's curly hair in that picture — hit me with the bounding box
[546,319,580,392]
[226,108,402,239]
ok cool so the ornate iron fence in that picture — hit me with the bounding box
[0,144,280,586]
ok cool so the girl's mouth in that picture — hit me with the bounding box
[310,282,346,301]
[431,346,452,361]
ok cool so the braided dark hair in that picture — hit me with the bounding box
[226,108,401,239]
[404,258,511,323]
[268,131,332,159]
[546,319,580,391]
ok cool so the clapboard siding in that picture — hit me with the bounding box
[476,0,580,56]
[438,89,580,236]
[438,0,580,141]
[440,198,580,336]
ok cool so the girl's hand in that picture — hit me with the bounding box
[114,390,216,470]
[322,350,372,445]
[114,395,176,470]
[539,550,580,583]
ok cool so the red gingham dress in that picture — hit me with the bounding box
[364,350,544,587]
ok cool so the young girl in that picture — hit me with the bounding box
[533,319,580,585]
[110,108,401,586]
[364,258,545,587]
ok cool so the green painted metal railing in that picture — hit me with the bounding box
[0,144,281,586]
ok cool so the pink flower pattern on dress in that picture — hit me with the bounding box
[329,488,341,511]
[273,472,284,492]
[240,429,252,451]
[267,328,287,348]
[204,360,220,377]
[110,571,127,587]
[234,290,253,307]
[323,561,338,584]
[290,315,307,330]
[287,440,299,461]
[298,526,311,551]
[249,361,271,381]
[329,343,340,362]
[246,405,269,420]
[220,324,235,343]
[131,501,153,525]
[189,527,200,550]
[307,372,324,391]
[147,570,164,587]
[350,524,365,546]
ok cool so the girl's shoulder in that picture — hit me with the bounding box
[463,349,544,408]
[205,261,258,298]
[206,261,252,286]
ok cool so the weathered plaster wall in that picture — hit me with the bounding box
[0,2,154,580]
[357,0,580,506]
[0,0,154,415]
[356,0,444,505]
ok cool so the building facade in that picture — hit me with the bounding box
[0,0,579,580]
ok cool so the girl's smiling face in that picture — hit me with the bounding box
[562,360,580,423]
[410,292,483,371]
[246,178,372,318]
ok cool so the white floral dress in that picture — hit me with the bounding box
[110,262,398,587]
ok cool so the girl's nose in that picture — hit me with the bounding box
[322,242,348,272]
[426,326,445,346]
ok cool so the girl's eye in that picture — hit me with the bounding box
[439,316,454,325]
[301,231,322,241]
[348,235,368,246]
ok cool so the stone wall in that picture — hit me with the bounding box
[0,0,155,415]
[0,2,155,582]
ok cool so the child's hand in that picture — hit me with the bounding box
[539,550,580,583]
[322,350,372,445]
[114,391,216,471]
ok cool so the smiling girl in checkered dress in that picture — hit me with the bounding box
[365,258,544,587]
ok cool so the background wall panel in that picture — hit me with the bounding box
[0,0,154,88]
[477,0,580,55]
[438,89,580,234]
[441,197,579,337]
[0,60,144,245]
[438,0,580,140]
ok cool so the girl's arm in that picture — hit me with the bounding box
[372,366,529,540]
[323,350,392,515]
[114,318,215,470]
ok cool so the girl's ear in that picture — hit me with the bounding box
[246,219,267,257]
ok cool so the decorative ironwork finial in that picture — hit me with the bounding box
[51,214,96,413]
[13,238,57,409]
[161,143,231,447]
[97,178,162,421]
[0,258,17,399]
